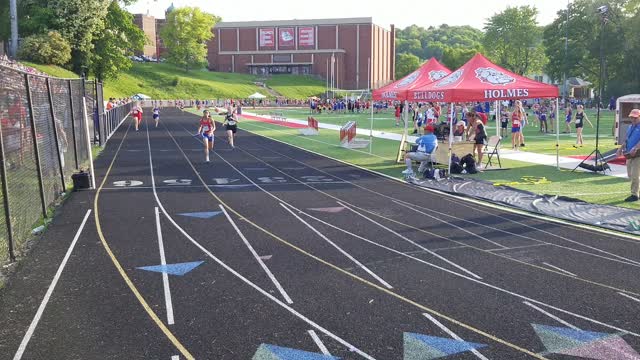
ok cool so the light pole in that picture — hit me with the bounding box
[9,0,18,58]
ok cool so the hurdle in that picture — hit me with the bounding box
[340,121,370,149]
[300,117,319,136]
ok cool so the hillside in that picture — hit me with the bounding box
[25,62,326,100]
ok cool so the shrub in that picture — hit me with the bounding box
[19,31,72,66]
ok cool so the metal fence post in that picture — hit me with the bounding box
[81,97,96,189]
[24,74,48,219]
[46,78,66,191]
[68,80,79,170]
[0,115,16,261]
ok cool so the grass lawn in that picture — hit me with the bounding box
[232,113,637,209]
[250,107,619,156]
[23,62,80,78]
[23,62,327,100]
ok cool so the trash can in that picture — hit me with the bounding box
[71,171,91,191]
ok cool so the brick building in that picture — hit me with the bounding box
[133,14,157,57]
[208,18,395,90]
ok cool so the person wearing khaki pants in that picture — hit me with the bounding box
[618,109,640,202]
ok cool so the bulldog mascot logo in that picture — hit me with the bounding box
[475,67,515,86]
[435,69,464,87]
[428,70,448,82]
[394,70,421,88]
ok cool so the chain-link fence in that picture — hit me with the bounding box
[0,65,131,263]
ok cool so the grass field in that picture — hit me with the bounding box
[25,62,326,100]
[225,110,635,209]
[250,107,619,157]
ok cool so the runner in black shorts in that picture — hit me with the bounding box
[500,111,509,138]
[224,107,238,149]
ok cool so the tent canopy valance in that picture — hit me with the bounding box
[372,58,451,101]
[407,53,559,103]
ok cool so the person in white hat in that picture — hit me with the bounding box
[617,109,640,201]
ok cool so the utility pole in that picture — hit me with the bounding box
[9,0,18,58]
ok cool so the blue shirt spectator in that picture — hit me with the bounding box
[416,133,437,154]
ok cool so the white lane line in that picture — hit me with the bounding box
[171,356,179,360]
[542,262,577,277]
[13,210,92,360]
[240,136,640,266]
[523,301,580,330]
[618,292,640,304]
[148,123,375,359]
[392,200,507,249]
[292,205,640,338]
[394,198,640,268]
[488,243,552,252]
[175,119,640,339]
[422,313,489,360]
[279,203,393,289]
[308,330,332,356]
[337,201,483,280]
[155,207,175,325]
[219,205,294,304]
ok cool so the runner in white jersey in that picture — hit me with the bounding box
[152,107,160,127]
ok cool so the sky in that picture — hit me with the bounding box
[126,0,568,30]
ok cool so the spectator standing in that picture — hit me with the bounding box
[617,109,640,202]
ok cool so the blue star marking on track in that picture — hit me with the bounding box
[403,333,486,360]
[252,344,339,360]
[137,261,204,276]
[177,211,222,219]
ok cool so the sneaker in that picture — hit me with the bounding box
[573,145,578,148]
[520,143,525,147]
[402,169,414,176]
[412,130,418,134]
[624,195,639,202]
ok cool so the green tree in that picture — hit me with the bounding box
[543,0,628,97]
[441,47,479,70]
[483,6,547,75]
[396,24,483,61]
[395,53,421,79]
[90,1,146,82]
[160,7,218,72]
[18,31,72,65]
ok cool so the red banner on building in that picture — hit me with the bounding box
[278,27,295,48]
[298,27,315,47]
[259,28,275,47]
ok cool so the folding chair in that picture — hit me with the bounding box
[483,135,502,169]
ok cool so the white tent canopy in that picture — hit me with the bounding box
[132,93,151,100]
[248,92,267,99]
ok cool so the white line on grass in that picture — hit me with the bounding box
[155,207,175,325]
[308,330,332,355]
[279,203,393,289]
[422,313,489,360]
[542,262,577,277]
[337,201,483,280]
[13,210,92,360]
[219,205,294,304]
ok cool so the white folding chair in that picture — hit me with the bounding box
[483,135,502,169]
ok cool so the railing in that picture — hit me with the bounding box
[0,64,112,263]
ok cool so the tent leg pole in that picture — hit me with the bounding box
[448,103,455,175]
[556,98,560,170]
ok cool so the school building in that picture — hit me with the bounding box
[207,18,396,90]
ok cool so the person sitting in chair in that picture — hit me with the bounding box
[402,125,438,177]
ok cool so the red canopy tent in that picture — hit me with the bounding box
[407,53,559,102]
[372,58,451,101]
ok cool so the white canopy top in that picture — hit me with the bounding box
[248,92,267,99]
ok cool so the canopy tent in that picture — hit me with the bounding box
[372,58,451,101]
[132,93,151,100]
[407,53,559,102]
[248,92,267,99]
[406,53,561,172]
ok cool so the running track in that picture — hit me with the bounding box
[1,108,640,360]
